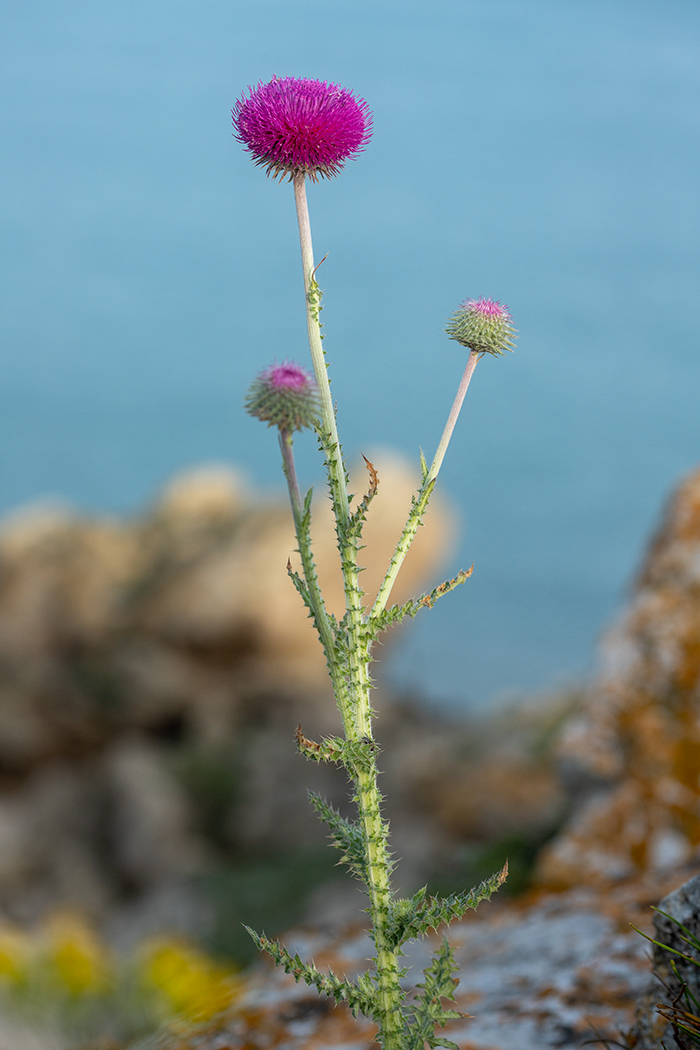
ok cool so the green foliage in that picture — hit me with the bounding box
[404,939,462,1050]
[370,569,473,634]
[307,277,324,327]
[245,929,379,1019]
[347,455,379,541]
[244,164,511,1050]
[308,792,368,883]
[636,910,700,1048]
[387,865,508,950]
[286,490,322,617]
[296,729,346,763]
[419,449,428,482]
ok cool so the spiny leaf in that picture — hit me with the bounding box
[370,568,474,635]
[308,792,368,883]
[347,455,380,540]
[350,454,379,524]
[405,939,463,1050]
[296,724,346,763]
[245,927,378,1018]
[287,559,314,612]
[388,864,507,949]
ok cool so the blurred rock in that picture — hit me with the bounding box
[416,697,571,844]
[0,456,470,932]
[105,739,205,889]
[0,456,452,761]
[539,466,700,886]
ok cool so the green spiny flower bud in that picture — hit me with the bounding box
[245,360,320,432]
[445,297,517,356]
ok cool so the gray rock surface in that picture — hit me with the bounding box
[136,875,675,1050]
[636,871,700,1049]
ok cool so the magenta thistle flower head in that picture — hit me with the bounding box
[245,360,320,432]
[445,297,517,356]
[232,76,372,181]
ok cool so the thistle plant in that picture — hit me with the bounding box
[233,75,515,1050]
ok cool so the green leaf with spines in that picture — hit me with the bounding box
[244,927,379,1018]
[404,938,462,1050]
[307,277,324,327]
[308,792,368,883]
[289,488,329,624]
[387,864,507,950]
[369,568,474,636]
[286,563,314,613]
[347,455,379,542]
[419,448,428,482]
[313,425,352,553]
[296,729,346,764]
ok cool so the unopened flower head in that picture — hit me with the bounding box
[232,76,372,181]
[245,361,320,432]
[445,297,517,356]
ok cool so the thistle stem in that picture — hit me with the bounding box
[427,349,479,483]
[293,174,350,528]
[370,350,479,618]
[355,765,404,1050]
[293,174,371,735]
[293,175,403,1047]
[278,428,303,521]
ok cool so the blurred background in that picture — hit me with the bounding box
[1,1,700,1045]
[2,0,699,705]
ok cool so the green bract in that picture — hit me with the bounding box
[445,297,517,356]
[245,361,320,432]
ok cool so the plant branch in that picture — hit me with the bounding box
[371,350,479,618]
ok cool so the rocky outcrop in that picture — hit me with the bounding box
[130,866,695,1050]
[538,467,700,887]
[0,456,452,767]
[118,462,700,1049]
[0,456,481,930]
[636,870,700,1050]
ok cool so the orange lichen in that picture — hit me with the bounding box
[538,466,700,887]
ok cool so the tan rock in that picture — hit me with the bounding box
[538,467,700,886]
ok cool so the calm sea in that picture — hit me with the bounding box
[1,0,699,708]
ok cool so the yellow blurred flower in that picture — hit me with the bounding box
[44,913,114,996]
[141,938,240,1022]
[0,925,31,984]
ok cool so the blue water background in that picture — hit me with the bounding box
[1,0,699,708]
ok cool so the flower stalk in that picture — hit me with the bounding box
[236,75,513,1050]
[293,174,350,529]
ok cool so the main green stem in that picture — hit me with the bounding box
[293,174,403,1048]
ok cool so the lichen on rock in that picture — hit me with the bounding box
[538,467,700,887]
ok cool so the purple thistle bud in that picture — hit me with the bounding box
[445,297,517,356]
[232,76,372,182]
[245,361,320,432]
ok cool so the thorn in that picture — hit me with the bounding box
[287,558,293,574]
[312,253,328,279]
[295,723,325,757]
[361,454,379,497]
